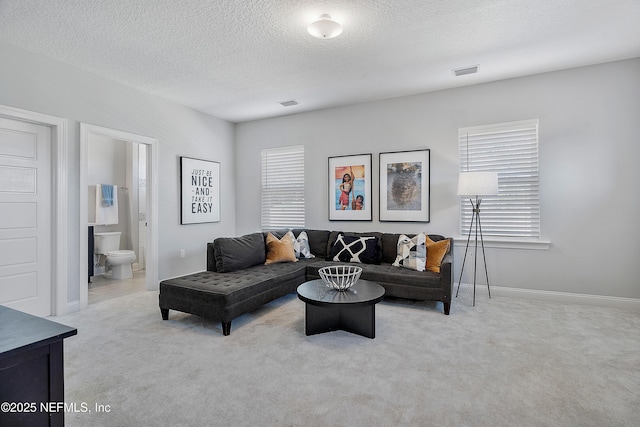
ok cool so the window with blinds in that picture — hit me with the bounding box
[261,145,305,230]
[459,119,540,238]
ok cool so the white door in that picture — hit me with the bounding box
[0,117,51,316]
[138,143,147,270]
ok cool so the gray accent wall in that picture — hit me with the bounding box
[0,42,236,306]
[236,58,640,300]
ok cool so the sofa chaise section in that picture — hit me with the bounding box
[159,262,308,335]
[159,232,309,335]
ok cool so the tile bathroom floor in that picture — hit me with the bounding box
[89,270,147,305]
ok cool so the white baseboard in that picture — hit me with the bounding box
[66,300,80,314]
[456,283,640,311]
[64,284,639,314]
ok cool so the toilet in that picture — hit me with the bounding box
[94,232,136,280]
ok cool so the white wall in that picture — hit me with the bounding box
[87,135,126,186]
[0,42,236,308]
[236,58,640,300]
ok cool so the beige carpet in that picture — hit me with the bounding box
[56,287,640,426]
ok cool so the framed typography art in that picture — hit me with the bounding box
[180,156,220,224]
[328,153,372,221]
[379,149,430,222]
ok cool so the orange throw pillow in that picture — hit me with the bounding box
[264,232,298,265]
[425,235,450,273]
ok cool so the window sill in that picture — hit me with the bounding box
[453,237,551,251]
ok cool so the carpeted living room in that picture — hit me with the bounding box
[1,1,639,427]
[57,284,638,426]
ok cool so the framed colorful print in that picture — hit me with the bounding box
[328,153,373,221]
[180,156,221,224]
[379,149,430,222]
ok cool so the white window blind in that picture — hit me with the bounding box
[261,145,305,230]
[459,119,540,238]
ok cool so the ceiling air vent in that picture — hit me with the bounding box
[280,100,298,107]
[453,65,478,77]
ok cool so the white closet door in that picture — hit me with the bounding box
[0,117,52,316]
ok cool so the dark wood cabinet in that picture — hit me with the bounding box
[0,305,77,427]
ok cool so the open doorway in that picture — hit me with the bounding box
[86,139,147,304]
[79,124,158,310]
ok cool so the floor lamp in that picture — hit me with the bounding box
[456,171,498,306]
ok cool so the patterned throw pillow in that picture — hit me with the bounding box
[392,233,427,271]
[425,235,450,273]
[288,230,316,259]
[329,234,378,264]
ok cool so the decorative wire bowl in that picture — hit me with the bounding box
[318,265,362,291]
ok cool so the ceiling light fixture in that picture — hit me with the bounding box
[307,14,343,39]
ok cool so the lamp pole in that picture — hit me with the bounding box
[456,195,491,306]
[456,170,497,306]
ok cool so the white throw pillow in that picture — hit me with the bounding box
[288,230,315,259]
[392,233,426,271]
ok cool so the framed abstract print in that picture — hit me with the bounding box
[328,153,372,221]
[379,149,430,222]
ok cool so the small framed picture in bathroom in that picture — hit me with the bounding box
[180,157,221,224]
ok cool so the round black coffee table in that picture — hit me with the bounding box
[296,279,385,339]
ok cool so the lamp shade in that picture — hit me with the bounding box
[457,171,498,196]
[307,14,343,39]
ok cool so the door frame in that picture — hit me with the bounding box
[0,104,68,316]
[79,123,159,310]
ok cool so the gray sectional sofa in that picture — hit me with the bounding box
[159,229,453,335]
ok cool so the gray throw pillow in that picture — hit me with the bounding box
[213,232,266,272]
[303,229,330,258]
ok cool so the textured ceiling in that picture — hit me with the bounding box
[1,0,639,123]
